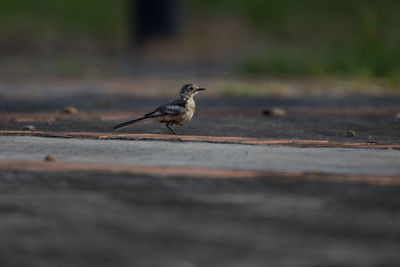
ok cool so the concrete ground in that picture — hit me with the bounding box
[1,93,400,266]
[2,136,400,175]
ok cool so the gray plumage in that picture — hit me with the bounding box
[113,84,206,135]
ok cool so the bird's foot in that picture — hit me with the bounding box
[166,124,177,135]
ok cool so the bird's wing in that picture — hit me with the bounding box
[146,99,186,116]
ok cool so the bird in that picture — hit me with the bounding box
[113,84,206,135]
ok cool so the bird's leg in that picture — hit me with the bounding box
[166,123,176,135]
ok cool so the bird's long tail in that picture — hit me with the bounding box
[113,116,154,130]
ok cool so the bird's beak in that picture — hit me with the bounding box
[196,88,206,91]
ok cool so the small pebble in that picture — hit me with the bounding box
[347,130,356,137]
[22,125,36,131]
[44,155,56,162]
[262,107,286,117]
[61,106,78,114]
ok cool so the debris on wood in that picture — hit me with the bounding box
[44,155,56,162]
[22,125,36,131]
[61,106,78,114]
[347,130,356,137]
[262,107,286,117]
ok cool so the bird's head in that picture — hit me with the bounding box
[180,84,206,99]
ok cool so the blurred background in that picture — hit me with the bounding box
[0,0,399,97]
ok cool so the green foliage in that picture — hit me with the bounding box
[189,0,400,77]
[241,42,400,77]
[0,0,127,40]
[1,0,399,77]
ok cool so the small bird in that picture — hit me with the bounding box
[113,84,206,135]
